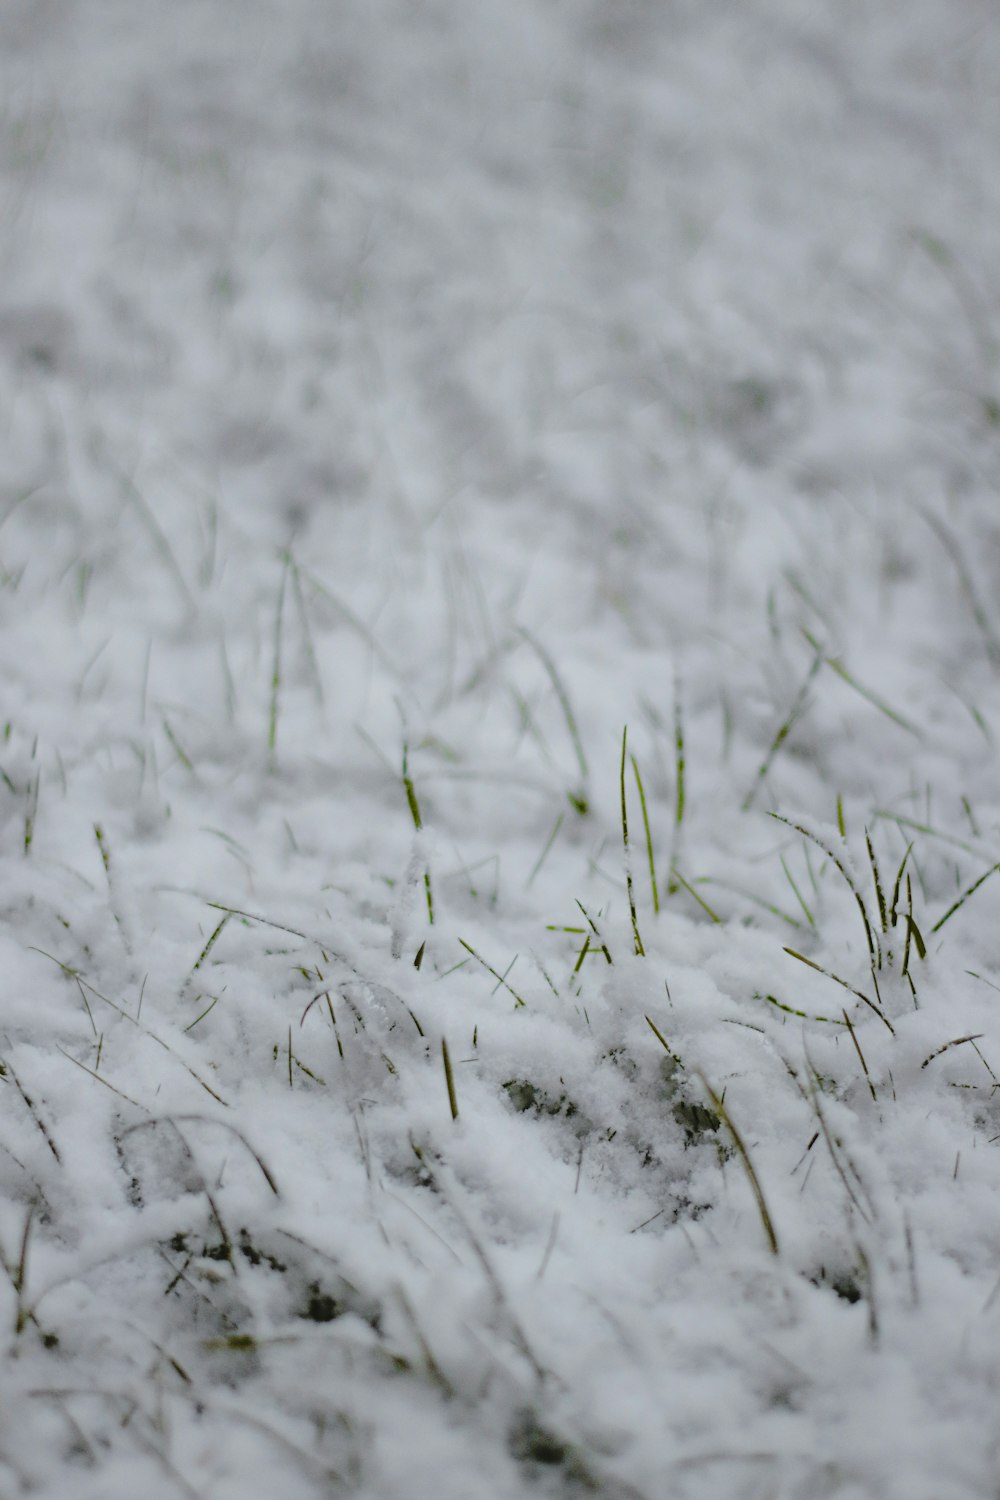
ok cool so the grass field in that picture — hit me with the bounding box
[2,2,1000,1496]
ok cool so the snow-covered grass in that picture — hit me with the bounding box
[3,1,1000,1495]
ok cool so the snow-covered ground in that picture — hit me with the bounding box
[2,2,1000,1495]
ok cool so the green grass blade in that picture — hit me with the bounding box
[673,686,686,828]
[631,753,659,915]
[769,813,878,969]
[865,830,888,933]
[930,861,1000,934]
[402,744,434,925]
[803,628,922,736]
[782,946,894,1033]
[669,865,721,923]
[889,843,913,925]
[780,854,815,927]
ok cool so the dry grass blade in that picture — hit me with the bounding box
[183,913,231,992]
[126,1114,279,1194]
[30,949,229,1107]
[1,1053,62,1162]
[268,552,289,758]
[920,1034,985,1069]
[23,769,39,855]
[114,464,195,611]
[526,812,563,889]
[620,726,645,956]
[56,1045,146,1109]
[517,627,589,812]
[805,1066,873,1225]
[458,939,526,1006]
[645,1013,676,1058]
[441,1037,459,1120]
[94,823,132,956]
[743,648,822,811]
[697,1073,779,1256]
[410,1140,547,1381]
[842,1010,877,1103]
[288,552,324,708]
[917,505,1000,669]
[14,1203,35,1334]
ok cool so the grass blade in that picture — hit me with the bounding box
[921,1034,984,1069]
[620,727,645,956]
[442,1038,459,1120]
[526,813,563,889]
[865,830,888,933]
[889,843,913,925]
[743,648,822,812]
[631,753,659,915]
[930,860,1000,934]
[288,553,324,709]
[458,939,525,1007]
[669,865,721,923]
[268,553,289,759]
[574,900,614,964]
[518,627,589,813]
[402,745,434,926]
[754,991,848,1026]
[842,1010,877,1102]
[769,813,879,969]
[673,685,686,828]
[698,1072,779,1256]
[783,946,894,1033]
[780,854,815,927]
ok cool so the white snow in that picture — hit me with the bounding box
[2,1,1000,1495]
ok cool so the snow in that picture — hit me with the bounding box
[2,0,1000,1495]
